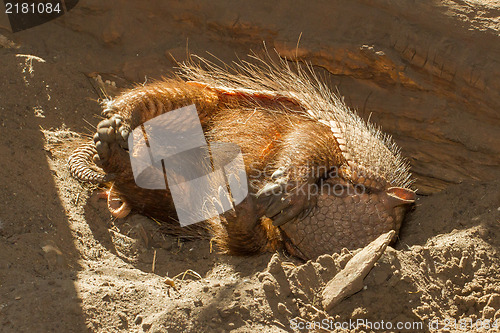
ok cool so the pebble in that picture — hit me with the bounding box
[262,280,276,293]
[267,253,282,274]
[482,306,496,319]
[277,302,291,316]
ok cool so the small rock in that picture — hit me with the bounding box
[41,244,65,269]
[219,301,238,318]
[262,280,276,293]
[322,231,395,311]
[316,254,336,270]
[419,261,428,272]
[483,306,496,319]
[459,251,472,270]
[134,315,143,325]
[487,294,500,309]
[118,312,128,329]
[267,253,282,274]
[257,272,268,282]
[337,252,353,268]
[277,302,291,316]
[494,309,500,321]
[412,245,423,253]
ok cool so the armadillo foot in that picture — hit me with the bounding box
[107,184,131,218]
[257,172,317,227]
[92,115,130,167]
[265,188,316,227]
[96,186,131,218]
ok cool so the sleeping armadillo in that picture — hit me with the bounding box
[68,56,416,260]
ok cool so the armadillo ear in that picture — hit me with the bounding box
[383,187,416,208]
[186,81,304,110]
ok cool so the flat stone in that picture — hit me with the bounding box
[322,230,395,311]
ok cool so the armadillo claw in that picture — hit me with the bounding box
[265,196,292,217]
[256,167,318,227]
[256,182,283,197]
[269,193,316,227]
[257,179,316,227]
[271,167,286,179]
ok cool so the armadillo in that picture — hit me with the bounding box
[68,56,416,259]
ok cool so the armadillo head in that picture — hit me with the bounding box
[279,168,416,259]
[279,114,416,259]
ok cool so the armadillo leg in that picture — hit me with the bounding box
[211,194,270,254]
[256,122,344,227]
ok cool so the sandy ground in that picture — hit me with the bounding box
[0,1,499,332]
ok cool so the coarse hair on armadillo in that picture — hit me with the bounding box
[177,52,413,189]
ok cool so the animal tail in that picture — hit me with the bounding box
[68,141,114,184]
